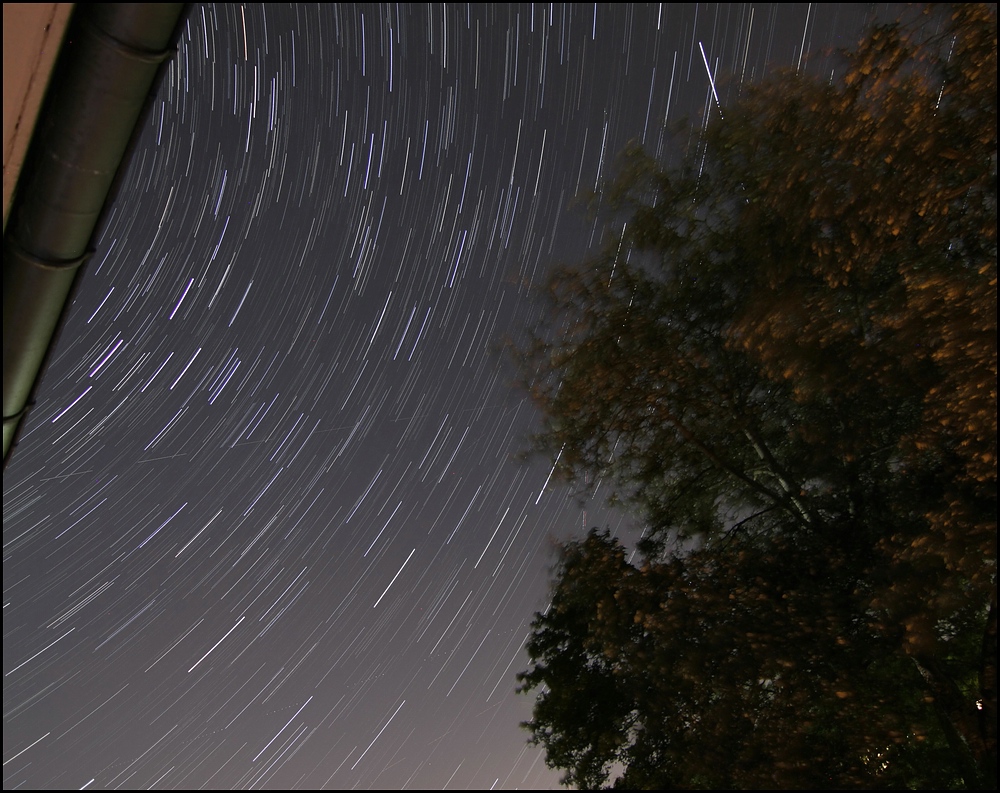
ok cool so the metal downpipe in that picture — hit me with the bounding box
[3,3,187,466]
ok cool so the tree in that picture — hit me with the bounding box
[522,529,984,789]
[518,5,996,788]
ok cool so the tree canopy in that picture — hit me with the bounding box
[517,5,996,788]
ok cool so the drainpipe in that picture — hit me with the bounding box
[3,3,188,466]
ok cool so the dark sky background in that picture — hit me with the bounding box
[5,4,892,789]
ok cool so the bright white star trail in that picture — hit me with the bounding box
[4,4,891,789]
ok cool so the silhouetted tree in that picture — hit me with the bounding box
[518,5,996,788]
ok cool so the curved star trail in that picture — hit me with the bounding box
[5,4,888,789]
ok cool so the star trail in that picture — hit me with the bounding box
[5,4,888,789]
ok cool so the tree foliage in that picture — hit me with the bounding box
[518,5,996,788]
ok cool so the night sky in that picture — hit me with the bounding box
[5,4,889,789]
